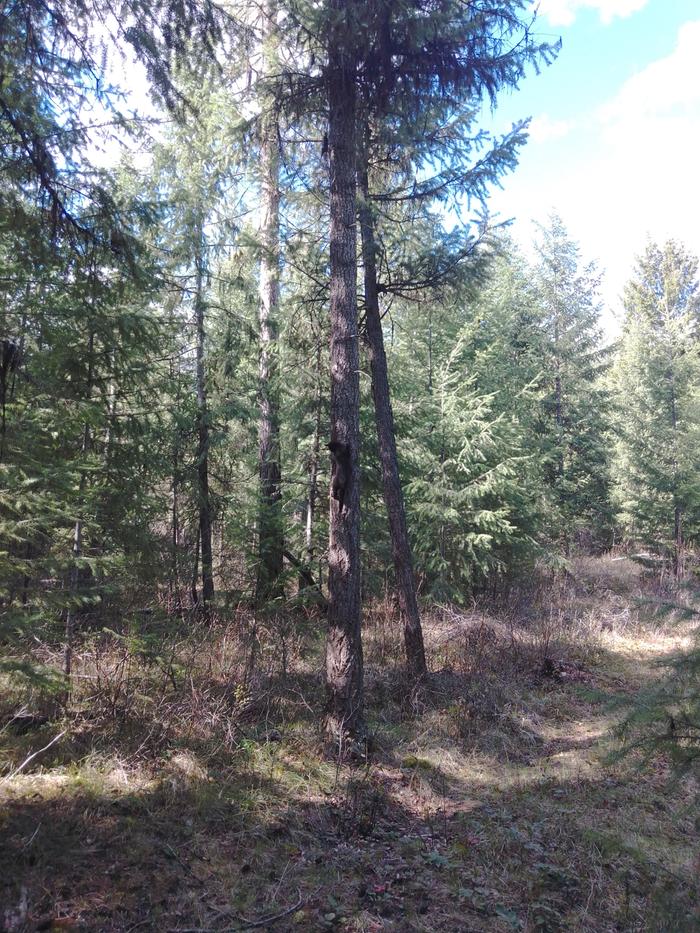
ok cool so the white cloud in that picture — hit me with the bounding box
[599,20,700,121]
[528,114,574,142]
[582,20,700,317]
[488,20,700,335]
[537,0,649,27]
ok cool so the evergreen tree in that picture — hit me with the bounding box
[148,76,241,608]
[0,0,171,687]
[0,194,166,687]
[612,240,700,575]
[352,0,556,673]
[387,251,543,600]
[531,215,613,552]
[254,0,285,602]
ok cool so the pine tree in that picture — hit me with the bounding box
[0,0,172,687]
[255,0,285,603]
[531,215,613,552]
[386,254,542,600]
[351,0,556,671]
[322,0,365,743]
[612,240,700,575]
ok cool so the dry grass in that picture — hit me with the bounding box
[1,557,698,932]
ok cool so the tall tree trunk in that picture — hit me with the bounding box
[324,27,364,743]
[668,365,683,578]
[0,303,24,463]
[194,225,214,606]
[64,327,94,681]
[305,342,323,569]
[358,151,427,680]
[191,525,200,609]
[673,505,683,578]
[255,0,284,603]
[171,439,180,609]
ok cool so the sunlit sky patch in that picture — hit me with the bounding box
[98,0,700,335]
[487,0,700,333]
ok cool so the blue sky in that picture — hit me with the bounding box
[485,0,700,331]
[100,0,699,333]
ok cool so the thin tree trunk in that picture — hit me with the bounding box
[169,316,182,610]
[64,515,83,679]
[255,0,284,602]
[194,225,214,606]
[64,328,94,681]
[171,441,180,608]
[427,308,433,392]
[191,525,200,609]
[305,342,323,567]
[358,151,427,679]
[668,365,683,578]
[673,505,683,578]
[324,29,364,743]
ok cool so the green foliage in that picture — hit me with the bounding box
[613,598,700,774]
[403,355,524,600]
[611,240,700,569]
[388,282,542,600]
[0,0,638,685]
[530,216,614,551]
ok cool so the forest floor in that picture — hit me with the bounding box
[1,556,698,932]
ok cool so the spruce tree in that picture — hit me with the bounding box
[531,215,613,552]
[612,240,700,575]
[255,0,285,603]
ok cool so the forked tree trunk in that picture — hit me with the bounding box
[324,31,364,743]
[255,0,284,603]
[194,228,214,606]
[358,154,427,680]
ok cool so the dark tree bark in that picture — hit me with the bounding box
[324,19,364,743]
[358,152,427,680]
[194,227,214,606]
[191,525,201,609]
[255,0,284,603]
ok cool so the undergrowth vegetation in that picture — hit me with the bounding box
[2,556,698,931]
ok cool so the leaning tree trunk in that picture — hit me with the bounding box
[255,0,284,603]
[194,225,214,606]
[358,153,427,680]
[324,30,364,744]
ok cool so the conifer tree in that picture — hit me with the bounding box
[255,0,285,603]
[352,0,556,674]
[612,240,700,575]
[531,215,613,552]
[323,0,365,742]
[149,77,239,608]
[315,0,557,735]
[0,0,171,686]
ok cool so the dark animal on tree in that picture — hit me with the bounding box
[0,339,20,456]
[327,440,351,513]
